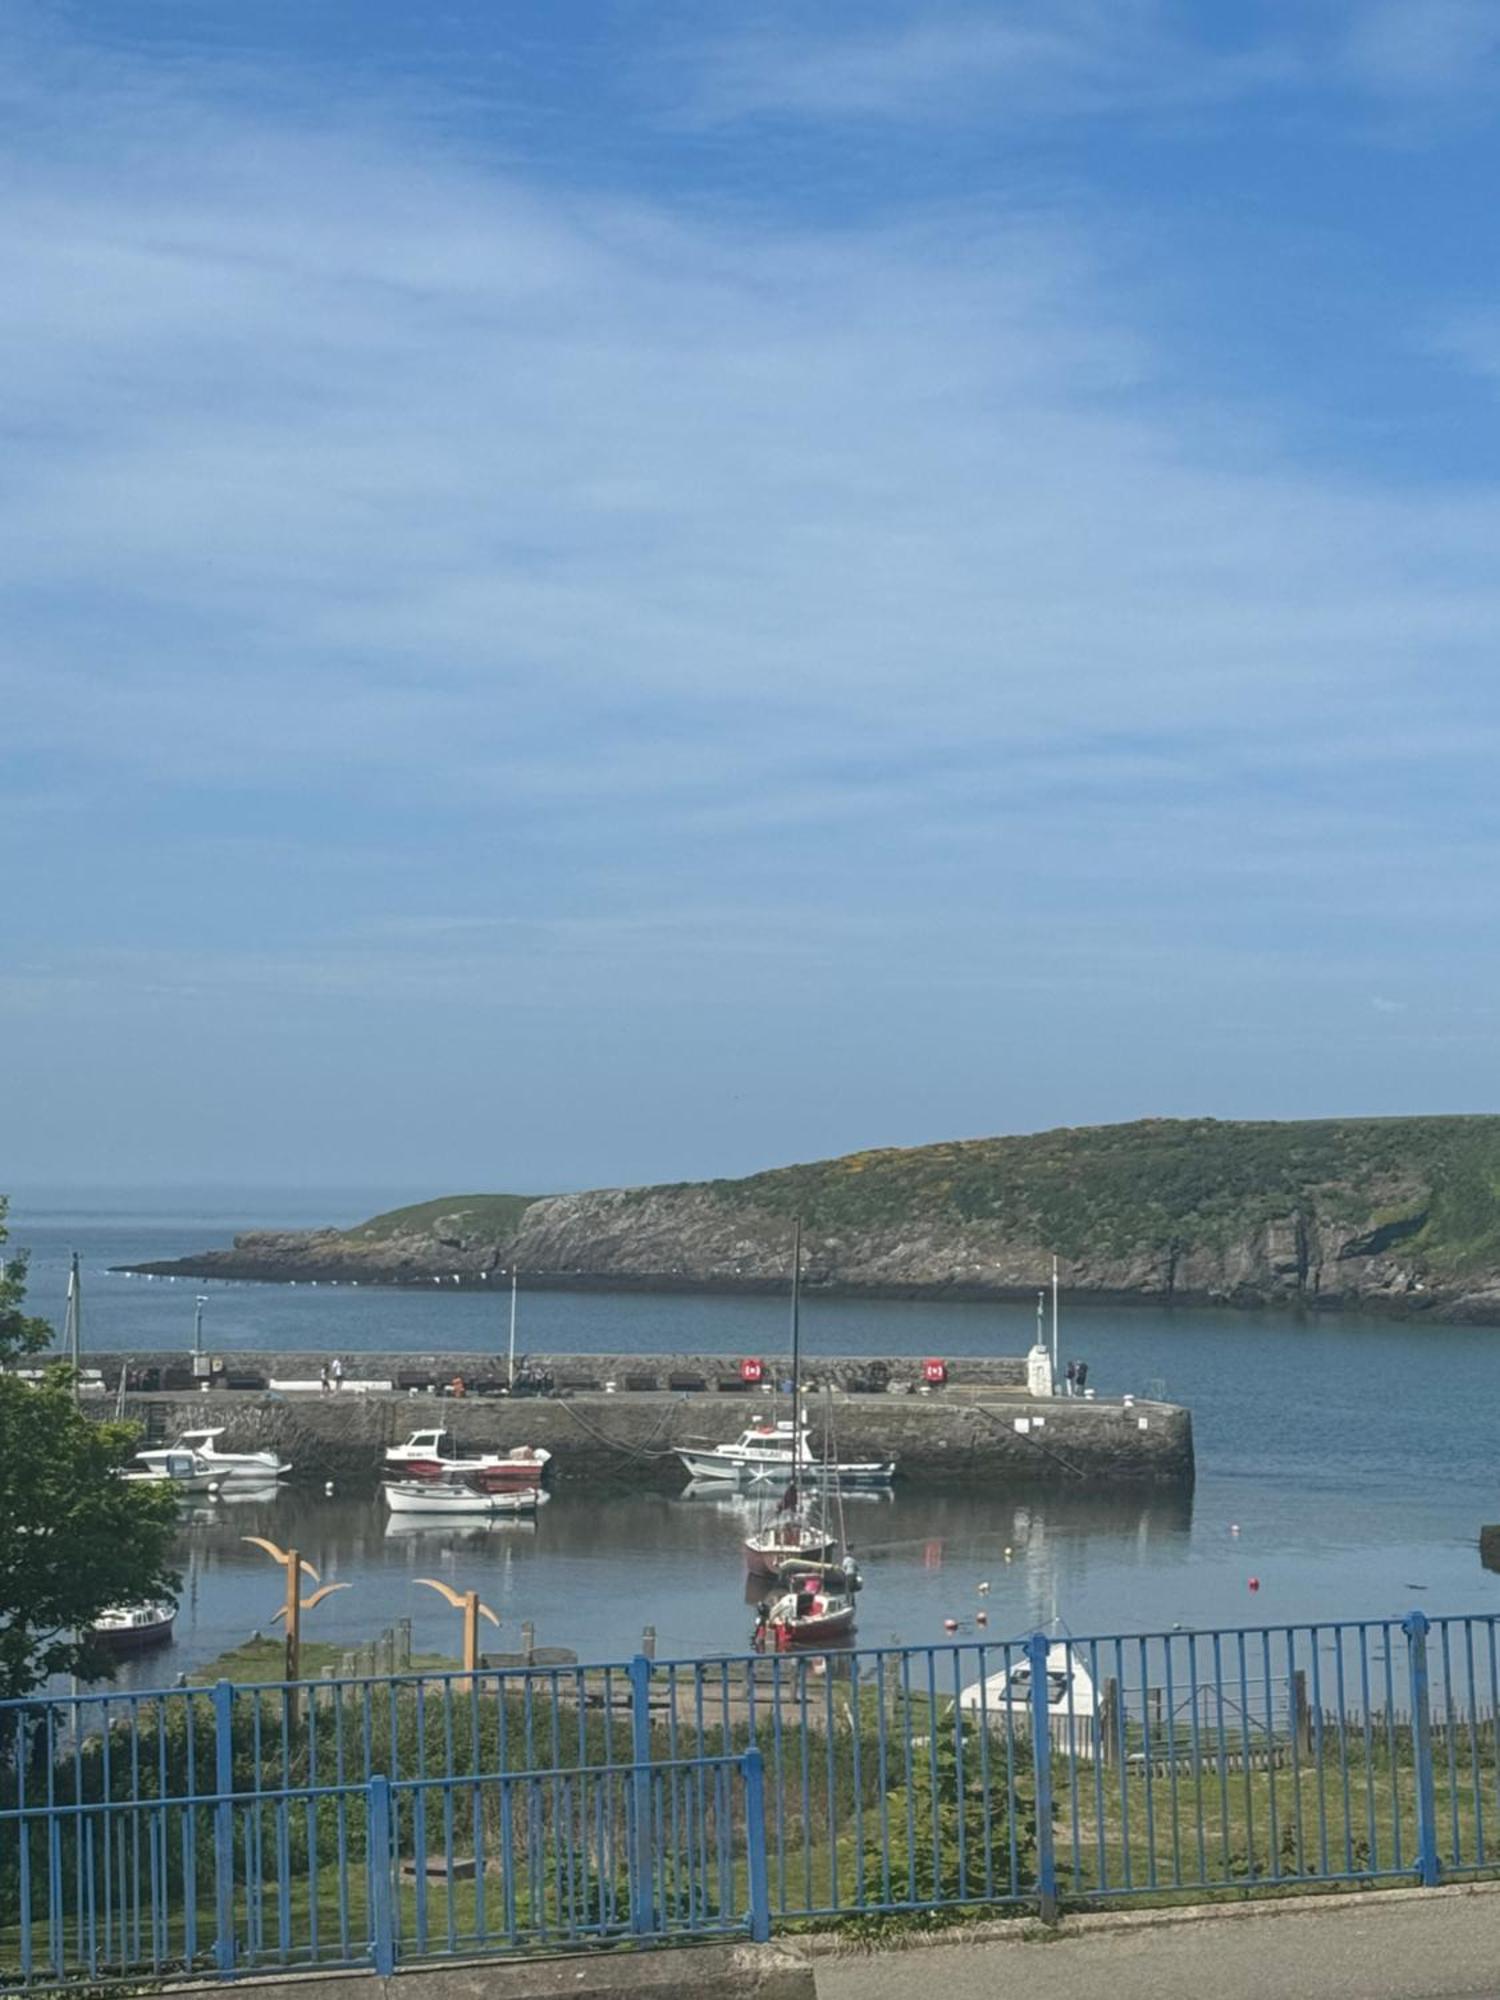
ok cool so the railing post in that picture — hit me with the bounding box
[1028,1631,1058,1922]
[628,1653,656,1936]
[743,1748,771,1942]
[211,1679,236,1973]
[367,1774,396,1976]
[1404,1611,1442,1887]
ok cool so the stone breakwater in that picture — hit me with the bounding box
[97,1349,1192,1490]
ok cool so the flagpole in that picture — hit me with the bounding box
[508,1268,518,1390]
[66,1252,82,1405]
[1051,1253,1059,1380]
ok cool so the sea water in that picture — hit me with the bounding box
[8,1190,1498,1681]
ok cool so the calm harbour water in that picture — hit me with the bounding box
[8,1190,1499,1684]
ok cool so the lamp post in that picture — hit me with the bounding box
[415,1579,500,1693]
[193,1295,207,1359]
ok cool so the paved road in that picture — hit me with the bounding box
[814,1892,1500,2000]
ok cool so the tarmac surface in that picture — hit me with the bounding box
[813,1888,1500,2000]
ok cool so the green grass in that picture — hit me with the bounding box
[189,1638,457,1684]
[343,1194,538,1245]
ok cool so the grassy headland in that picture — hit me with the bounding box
[125,1115,1500,1320]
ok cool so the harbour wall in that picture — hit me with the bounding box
[99,1350,1192,1490]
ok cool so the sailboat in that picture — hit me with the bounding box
[749,1231,863,1648]
[679,1220,896,1488]
[743,1220,838,1572]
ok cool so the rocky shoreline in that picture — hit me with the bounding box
[117,1117,1500,1326]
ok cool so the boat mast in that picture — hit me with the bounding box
[789,1215,802,1502]
[65,1252,81,1406]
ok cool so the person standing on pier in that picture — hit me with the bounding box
[331,1355,345,1391]
[1064,1360,1077,1397]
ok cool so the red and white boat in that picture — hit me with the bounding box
[384,1428,551,1487]
[752,1559,861,1650]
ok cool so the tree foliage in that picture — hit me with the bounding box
[0,1198,180,1701]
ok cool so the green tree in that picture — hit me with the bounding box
[0,1197,179,1701]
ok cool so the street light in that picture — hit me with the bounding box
[193,1295,208,1359]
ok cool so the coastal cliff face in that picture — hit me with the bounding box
[127,1115,1500,1323]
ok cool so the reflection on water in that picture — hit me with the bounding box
[108,1477,1198,1690]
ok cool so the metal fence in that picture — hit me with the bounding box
[3,1608,1499,1987]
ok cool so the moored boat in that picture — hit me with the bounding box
[138,1428,290,1483]
[88,1602,176,1652]
[745,1483,837,1574]
[677,1419,894,1488]
[383,1474,546,1517]
[121,1449,219,1493]
[384,1429,552,1486]
[752,1557,861,1650]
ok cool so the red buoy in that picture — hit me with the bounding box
[943,1617,959,1634]
[1248,1577,1261,1592]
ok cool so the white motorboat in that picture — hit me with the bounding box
[121,1449,219,1494]
[676,1419,894,1488]
[383,1475,546,1517]
[958,1642,1099,1756]
[88,1602,176,1652]
[138,1428,291,1483]
[384,1429,552,1486]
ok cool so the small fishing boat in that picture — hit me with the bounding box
[138,1428,290,1483]
[958,1642,1099,1755]
[383,1474,546,1516]
[384,1429,552,1486]
[752,1558,861,1650]
[88,1602,176,1652]
[676,1420,895,1488]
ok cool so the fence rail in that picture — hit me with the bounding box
[4,1608,1500,1987]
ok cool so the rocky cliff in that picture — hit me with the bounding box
[125,1115,1500,1322]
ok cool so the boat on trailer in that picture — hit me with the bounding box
[958,1641,1099,1755]
[138,1428,290,1483]
[384,1429,552,1486]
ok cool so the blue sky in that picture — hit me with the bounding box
[6,0,1500,1194]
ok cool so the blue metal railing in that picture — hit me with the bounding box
[5,1608,1500,1987]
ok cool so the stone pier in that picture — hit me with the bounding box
[92,1347,1193,1490]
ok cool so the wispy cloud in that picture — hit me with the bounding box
[677,2,1301,128]
[6,7,1500,1181]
